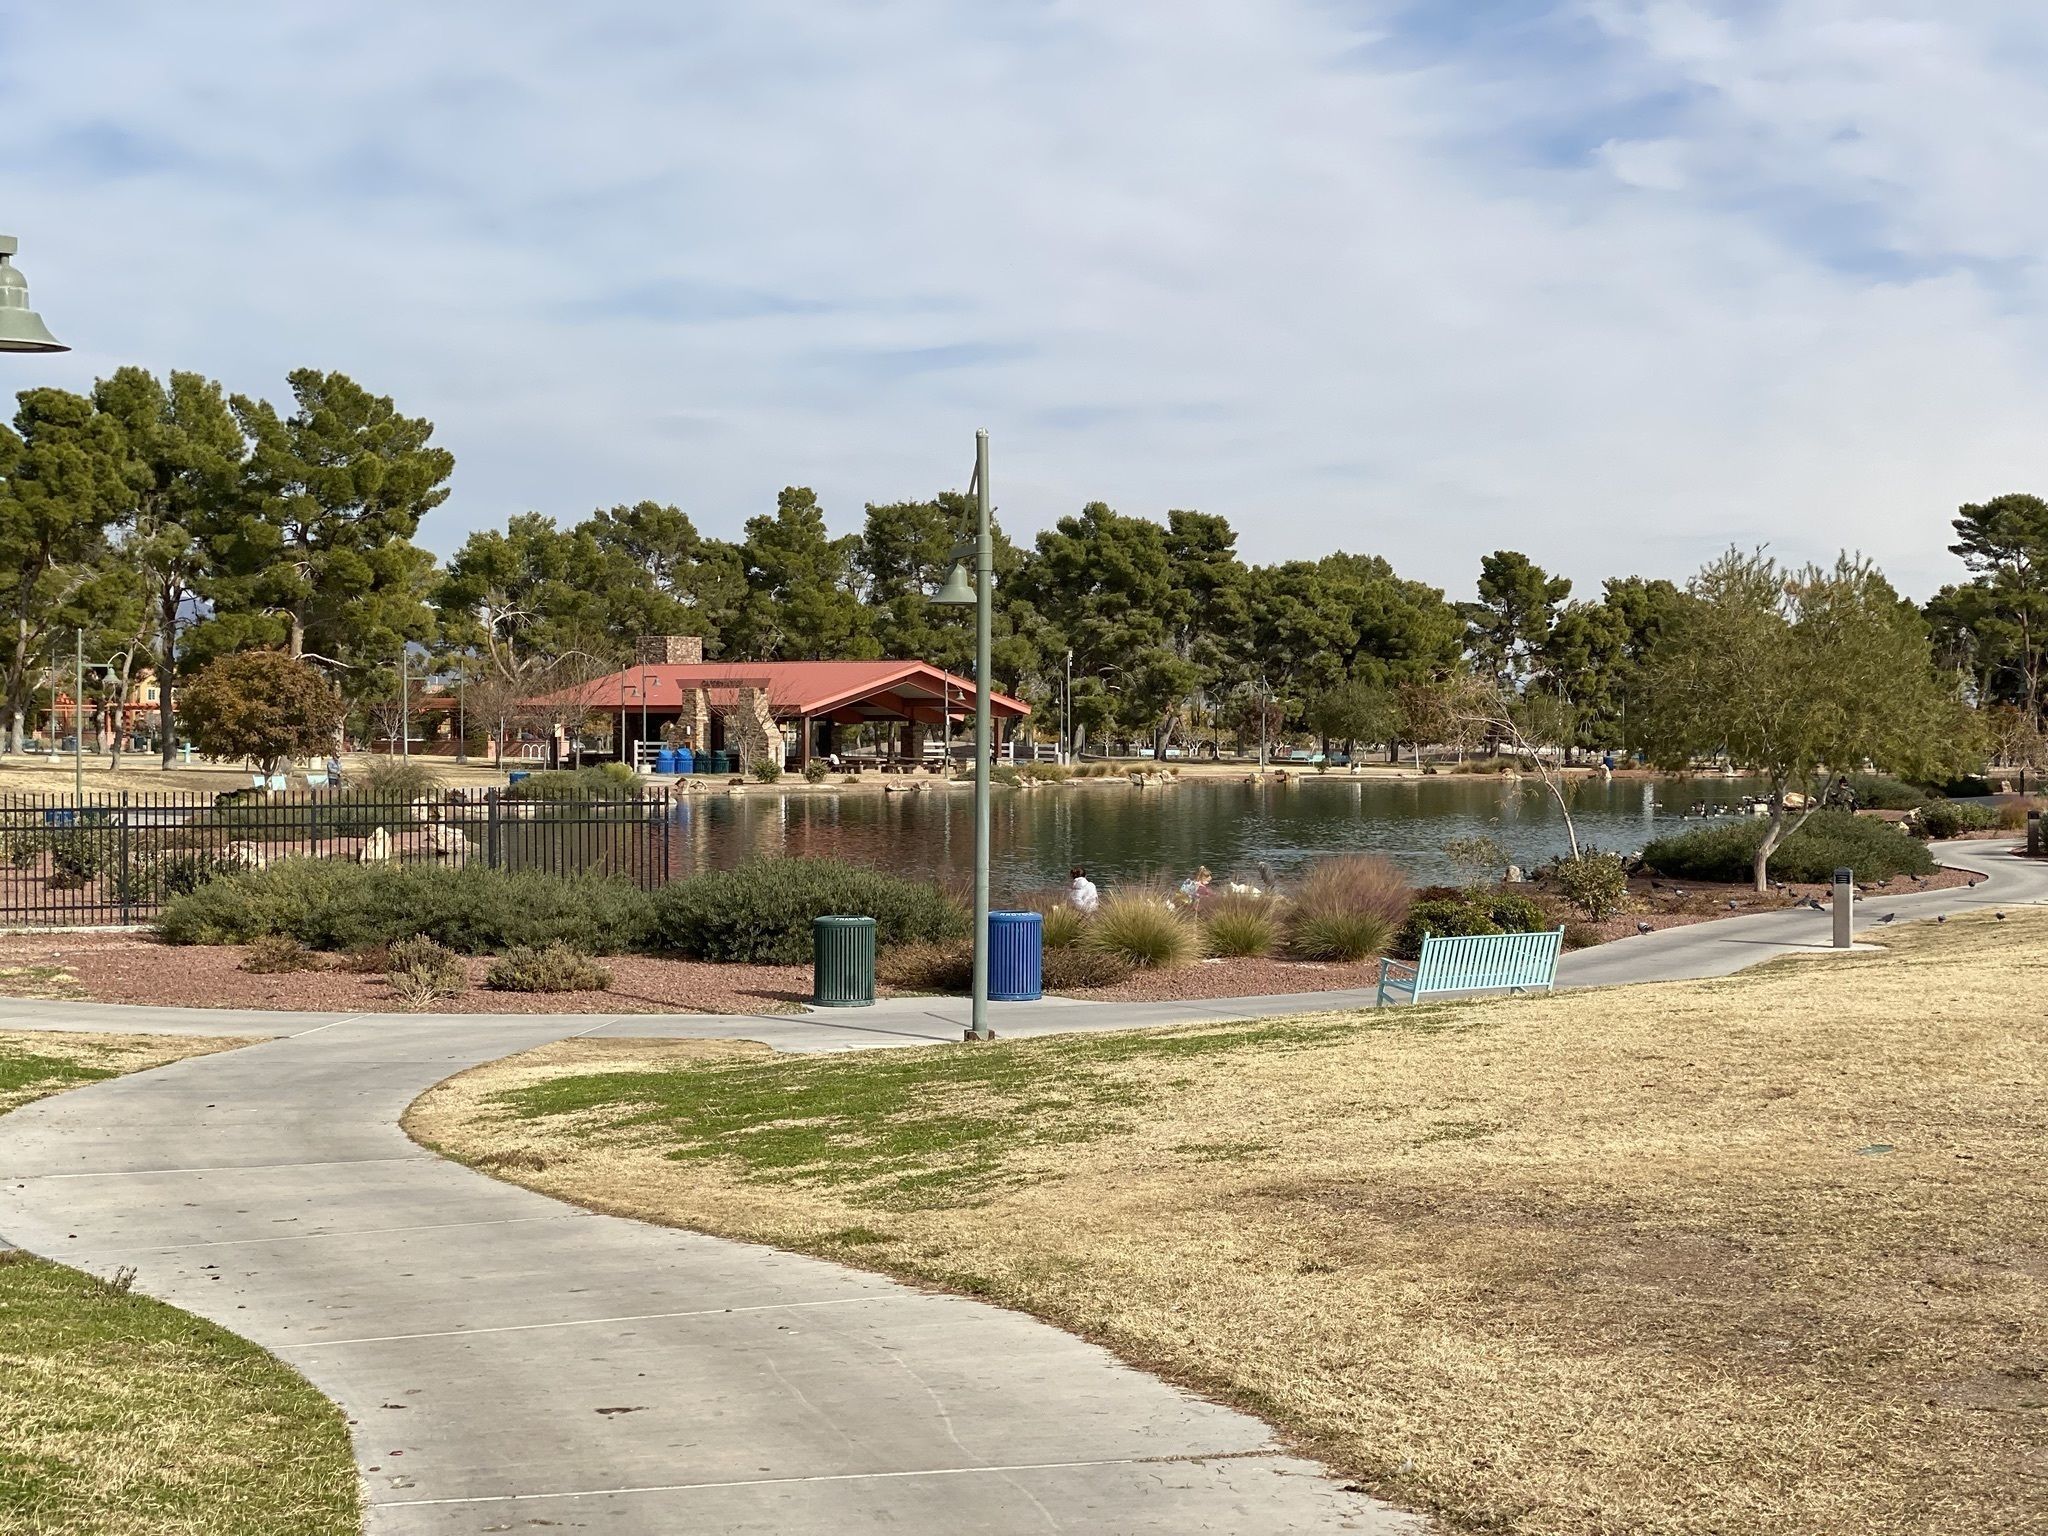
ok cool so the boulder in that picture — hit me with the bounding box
[359,826,395,863]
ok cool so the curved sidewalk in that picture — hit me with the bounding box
[0,840,2037,1533]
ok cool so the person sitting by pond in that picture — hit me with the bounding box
[1067,866,1099,913]
[325,752,343,789]
[1178,865,1214,905]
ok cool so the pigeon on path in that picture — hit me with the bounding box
[1636,921,1653,935]
[1878,912,1896,925]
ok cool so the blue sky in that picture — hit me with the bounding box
[6,0,2045,600]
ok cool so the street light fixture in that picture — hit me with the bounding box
[0,237,66,353]
[929,429,995,1041]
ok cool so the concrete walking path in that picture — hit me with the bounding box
[0,838,2040,1532]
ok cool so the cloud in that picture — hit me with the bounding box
[3,1,2045,601]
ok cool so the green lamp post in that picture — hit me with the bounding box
[931,430,994,1040]
[0,236,67,354]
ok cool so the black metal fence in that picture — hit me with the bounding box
[0,789,676,927]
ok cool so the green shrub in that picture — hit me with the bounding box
[1087,890,1199,968]
[386,935,465,1007]
[155,859,658,954]
[1843,773,1930,812]
[1202,892,1280,957]
[750,760,783,784]
[1041,946,1135,990]
[650,859,964,964]
[1917,800,1999,839]
[1398,887,1548,958]
[1562,921,1604,951]
[802,761,828,783]
[503,764,642,801]
[46,830,110,881]
[1642,809,1935,884]
[1550,851,1628,918]
[485,943,612,993]
[111,848,242,906]
[1284,855,1410,961]
[1015,761,1071,783]
[239,934,328,974]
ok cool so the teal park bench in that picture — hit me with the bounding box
[1375,927,1566,1006]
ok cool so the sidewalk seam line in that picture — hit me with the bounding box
[280,1293,894,1350]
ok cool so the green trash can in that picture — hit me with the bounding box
[812,914,876,1008]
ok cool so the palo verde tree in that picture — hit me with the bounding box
[1640,548,1967,891]
[179,649,346,778]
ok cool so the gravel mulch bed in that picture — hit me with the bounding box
[1561,864,1978,943]
[0,932,812,1015]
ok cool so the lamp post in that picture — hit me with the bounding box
[456,665,468,765]
[0,236,66,354]
[1063,647,1072,764]
[930,430,995,1041]
[72,629,83,803]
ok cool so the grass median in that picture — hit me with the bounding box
[411,910,2048,1536]
[0,1031,360,1536]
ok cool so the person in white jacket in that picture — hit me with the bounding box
[1067,866,1099,913]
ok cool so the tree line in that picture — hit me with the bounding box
[0,365,2020,780]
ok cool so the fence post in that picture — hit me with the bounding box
[660,788,672,888]
[485,788,500,870]
[117,791,131,925]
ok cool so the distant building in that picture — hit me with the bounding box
[518,636,1030,770]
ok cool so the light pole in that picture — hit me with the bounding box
[0,236,66,354]
[1063,647,1072,764]
[398,648,410,760]
[930,429,995,1041]
[456,665,468,765]
[72,629,83,803]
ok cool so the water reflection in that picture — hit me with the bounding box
[670,774,1770,897]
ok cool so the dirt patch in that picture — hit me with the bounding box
[415,911,2048,1536]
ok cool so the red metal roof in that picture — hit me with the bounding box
[522,659,1030,720]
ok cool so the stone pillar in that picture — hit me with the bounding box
[633,635,705,666]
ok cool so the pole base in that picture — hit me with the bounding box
[962,1027,997,1042]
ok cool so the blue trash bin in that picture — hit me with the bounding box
[987,911,1043,1001]
[656,747,677,774]
[674,746,694,774]
[508,770,530,785]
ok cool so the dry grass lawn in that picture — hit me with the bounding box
[410,912,2048,1536]
[0,1029,361,1535]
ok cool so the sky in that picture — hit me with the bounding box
[6,0,2045,603]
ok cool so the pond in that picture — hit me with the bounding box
[671,773,1773,897]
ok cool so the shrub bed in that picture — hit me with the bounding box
[502,764,642,801]
[156,860,659,954]
[1917,800,1999,839]
[1643,809,1936,884]
[649,859,964,964]
[486,943,612,993]
[1398,887,1548,958]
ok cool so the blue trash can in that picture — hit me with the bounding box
[656,747,677,774]
[987,911,1043,1001]
[674,746,694,775]
[508,770,530,785]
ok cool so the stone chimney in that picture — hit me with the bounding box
[633,635,705,666]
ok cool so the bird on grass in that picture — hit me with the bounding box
[1997,911,2008,921]
[1937,913,1947,924]
[1727,899,1742,910]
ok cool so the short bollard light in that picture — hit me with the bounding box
[1832,866,1854,950]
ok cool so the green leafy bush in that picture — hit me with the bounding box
[356,758,447,799]
[802,761,828,783]
[1014,761,1071,783]
[1201,892,1280,958]
[650,859,964,964]
[1398,887,1548,958]
[1284,855,1410,961]
[503,764,642,801]
[1917,800,1999,839]
[111,848,244,906]
[1550,851,1629,918]
[1087,890,1199,968]
[155,860,658,954]
[1843,773,1930,812]
[1562,921,1604,951]
[485,943,612,993]
[750,760,783,784]
[1642,810,1935,884]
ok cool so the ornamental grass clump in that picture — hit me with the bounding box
[1087,889,1199,969]
[1039,903,1088,951]
[1201,891,1281,958]
[385,936,465,1008]
[1284,855,1410,962]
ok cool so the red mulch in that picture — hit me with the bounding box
[0,856,1991,1015]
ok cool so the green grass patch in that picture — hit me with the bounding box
[0,1047,114,1115]
[0,1252,358,1536]
[489,1016,1359,1209]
